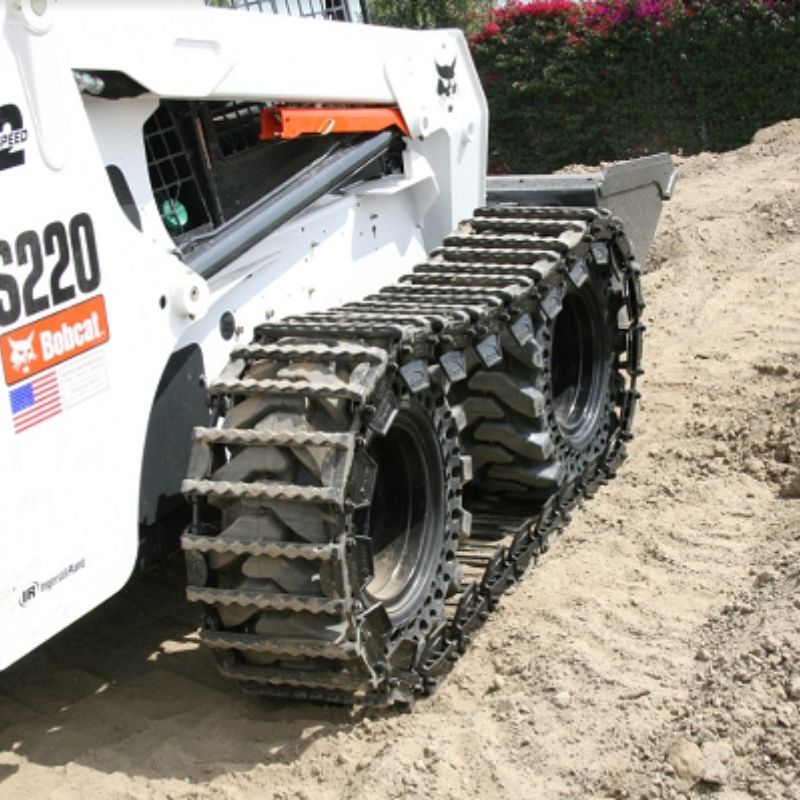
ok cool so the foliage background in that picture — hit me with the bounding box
[466,0,800,172]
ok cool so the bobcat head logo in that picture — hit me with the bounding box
[436,58,457,98]
[9,332,37,374]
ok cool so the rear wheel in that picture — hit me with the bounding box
[551,287,609,450]
[453,235,628,523]
[545,262,618,483]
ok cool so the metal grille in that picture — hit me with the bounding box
[143,106,212,238]
[206,0,364,21]
[205,102,264,159]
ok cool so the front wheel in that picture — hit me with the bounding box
[182,346,463,704]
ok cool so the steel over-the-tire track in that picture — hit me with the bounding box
[181,205,643,706]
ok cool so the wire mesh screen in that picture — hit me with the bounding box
[143,106,213,238]
[205,102,264,159]
[205,0,363,21]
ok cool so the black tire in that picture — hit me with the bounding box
[452,235,629,522]
[186,349,463,702]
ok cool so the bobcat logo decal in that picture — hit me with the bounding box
[8,332,37,374]
[436,58,457,98]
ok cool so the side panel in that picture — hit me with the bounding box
[0,4,199,668]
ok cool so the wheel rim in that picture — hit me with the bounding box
[358,401,445,626]
[551,289,609,450]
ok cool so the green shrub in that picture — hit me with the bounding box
[469,1,800,172]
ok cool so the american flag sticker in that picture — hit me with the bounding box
[9,371,62,434]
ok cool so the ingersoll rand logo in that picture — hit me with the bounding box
[19,583,38,607]
[18,559,86,607]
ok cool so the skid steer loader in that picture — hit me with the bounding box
[0,0,675,704]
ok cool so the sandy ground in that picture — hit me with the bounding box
[2,121,800,800]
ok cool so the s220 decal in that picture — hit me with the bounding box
[0,213,101,328]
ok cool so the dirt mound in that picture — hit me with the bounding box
[1,122,800,800]
[629,533,800,799]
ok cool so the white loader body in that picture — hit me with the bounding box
[0,0,487,669]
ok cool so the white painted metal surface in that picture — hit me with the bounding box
[0,0,487,667]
